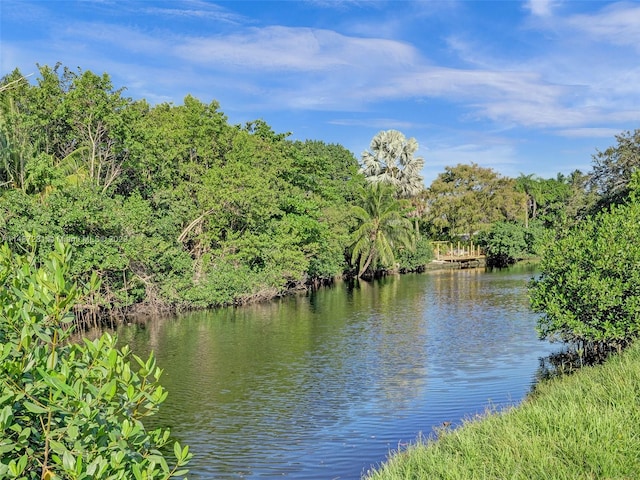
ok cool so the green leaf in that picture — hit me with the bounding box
[0,405,13,429]
[0,443,16,454]
[18,427,31,443]
[48,440,66,455]
[132,463,143,480]
[174,441,181,461]
[46,350,58,370]
[37,368,76,397]
[63,450,75,472]
[75,452,83,475]
[23,401,48,414]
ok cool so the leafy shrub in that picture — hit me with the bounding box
[0,238,190,479]
[396,236,434,272]
[477,222,528,267]
[530,198,640,348]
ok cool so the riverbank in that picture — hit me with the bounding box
[86,262,437,324]
[364,340,640,480]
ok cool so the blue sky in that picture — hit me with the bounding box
[2,0,639,186]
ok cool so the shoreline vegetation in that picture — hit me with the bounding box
[365,183,640,478]
[365,339,640,480]
[3,65,640,478]
[1,65,590,330]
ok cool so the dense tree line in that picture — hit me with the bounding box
[3,63,640,480]
[0,66,432,316]
[2,64,638,330]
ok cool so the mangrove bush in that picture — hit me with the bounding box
[0,238,190,478]
[530,184,640,351]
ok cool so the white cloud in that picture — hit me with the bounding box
[328,118,425,130]
[141,0,246,23]
[525,0,559,17]
[63,23,169,55]
[558,127,630,138]
[4,0,639,141]
[567,2,640,50]
[172,26,420,72]
[53,17,635,129]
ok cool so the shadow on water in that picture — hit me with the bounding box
[535,339,632,383]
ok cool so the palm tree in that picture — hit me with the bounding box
[350,183,415,278]
[360,130,425,199]
[516,173,543,228]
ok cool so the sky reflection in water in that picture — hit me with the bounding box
[118,266,559,479]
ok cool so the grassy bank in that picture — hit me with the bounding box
[365,341,640,480]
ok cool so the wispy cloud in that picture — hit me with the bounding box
[172,26,420,71]
[567,2,640,50]
[328,117,426,130]
[141,0,246,23]
[2,0,636,180]
[23,11,633,132]
[558,127,625,138]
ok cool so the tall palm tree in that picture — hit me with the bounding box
[360,130,425,199]
[516,173,543,228]
[350,183,415,278]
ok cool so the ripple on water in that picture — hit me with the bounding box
[123,269,559,479]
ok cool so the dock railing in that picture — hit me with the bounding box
[433,241,485,262]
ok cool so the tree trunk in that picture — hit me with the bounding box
[358,248,376,278]
[177,209,215,244]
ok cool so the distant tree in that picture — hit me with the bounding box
[1,65,139,195]
[515,173,543,227]
[289,139,363,203]
[425,163,525,238]
[0,69,37,191]
[360,130,424,198]
[244,119,290,142]
[563,169,597,224]
[350,184,415,277]
[396,236,433,272]
[514,171,595,230]
[590,129,640,210]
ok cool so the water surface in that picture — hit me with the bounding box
[117,265,558,479]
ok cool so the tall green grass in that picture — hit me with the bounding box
[365,342,640,480]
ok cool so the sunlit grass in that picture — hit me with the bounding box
[365,341,640,480]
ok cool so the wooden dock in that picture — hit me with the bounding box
[433,241,486,267]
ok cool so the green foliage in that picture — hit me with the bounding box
[476,220,550,268]
[350,184,415,277]
[522,220,551,258]
[289,140,362,203]
[396,236,433,272]
[425,163,525,238]
[530,196,640,346]
[515,171,594,230]
[590,129,640,210]
[477,222,528,267]
[0,64,136,196]
[7,62,624,319]
[1,64,367,313]
[0,238,190,478]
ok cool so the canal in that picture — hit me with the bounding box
[116,265,559,479]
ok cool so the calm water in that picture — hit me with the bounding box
[117,265,559,479]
